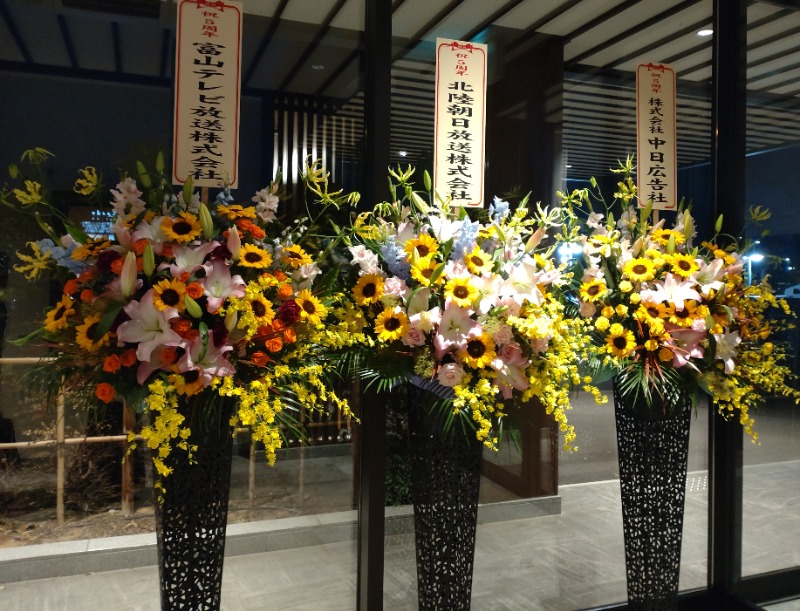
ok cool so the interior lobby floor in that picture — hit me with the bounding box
[0,458,797,610]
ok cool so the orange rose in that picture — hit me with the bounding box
[80,289,95,303]
[271,318,286,332]
[278,284,293,299]
[111,258,124,275]
[103,354,122,373]
[186,282,204,299]
[95,382,115,404]
[120,349,137,367]
[160,347,178,365]
[161,244,173,258]
[282,327,297,344]
[63,279,79,295]
[265,337,283,353]
[132,239,148,255]
[172,319,193,335]
[251,351,270,367]
[273,270,287,281]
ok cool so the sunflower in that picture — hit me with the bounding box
[459,332,497,369]
[44,294,76,333]
[464,246,493,275]
[604,323,636,358]
[249,294,275,326]
[170,370,204,396]
[296,289,326,326]
[666,300,702,328]
[650,228,685,247]
[239,244,273,268]
[374,306,410,342]
[579,279,608,303]
[281,244,313,268]
[622,257,657,283]
[75,314,111,352]
[162,212,202,243]
[410,256,442,287]
[634,300,669,324]
[352,273,384,306]
[404,233,439,260]
[153,278,187,312]
[444,276,478,308]
[665,253,700,279]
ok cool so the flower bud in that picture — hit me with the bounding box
[120,251,138,298]
[143,243,155,277]
[227,226,241,261]
[199,202,215,239]
[225,309,238,333]
[184,295,203,319]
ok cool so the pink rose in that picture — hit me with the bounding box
[498,342,528,368]
[437,363,465,387]
[492,324,514,346]
[402,326,427,347]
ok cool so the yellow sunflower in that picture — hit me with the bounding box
[622,257,657,283]
[444,276,478,308]
[665,253,700,278]
[162,212,202,244]
[281,244,313,268]
[604,323,636,358]
[404,233,439,260]
[374,306,410,342]
[169,370,204,396]
[464,246,493,275]
[75,314,111,352]
[296,289,326,326]
[410,256,442,287]
[153,278,187,312]
[459,332,497,369]
[249,294,275,326]
[352,273,385,306]
[239,244,273,268]
[666,300,701,328]
[650,228,685,247]
[44,294,76,333]
[579,279,608,303]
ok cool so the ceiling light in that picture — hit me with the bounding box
[399,151,407,157]
[697,29,713,37]
[311,64,325,71]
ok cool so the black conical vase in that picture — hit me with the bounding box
[154,395,235,611]
[613,376,693,611]
[407,377,483,611]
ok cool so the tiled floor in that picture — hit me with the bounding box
[0,459,797,610]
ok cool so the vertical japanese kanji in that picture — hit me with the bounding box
[434,39,487,208]
[636,63,677,210]
[173,0,242,188]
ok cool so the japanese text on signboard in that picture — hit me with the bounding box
[434,39,487,208]
[636,63,677,210]
[173,0,242,188]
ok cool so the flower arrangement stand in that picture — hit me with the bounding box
[155,399,235,611]
[407,378,482,610]
[613,379,692,610]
